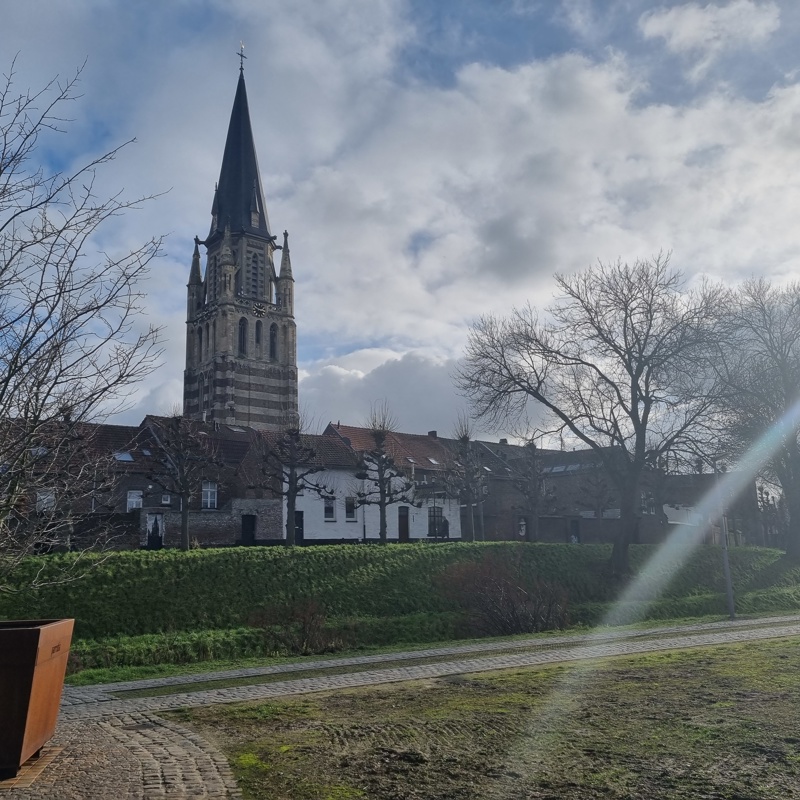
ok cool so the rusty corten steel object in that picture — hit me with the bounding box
[0,619,74,779]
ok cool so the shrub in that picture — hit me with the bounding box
[250,598,352,656]
[436,550,569,636]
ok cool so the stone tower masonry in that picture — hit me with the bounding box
[183,66,298,430]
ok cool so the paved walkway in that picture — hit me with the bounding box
[4,614,800,799]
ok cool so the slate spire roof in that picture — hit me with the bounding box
[208,70,272,242]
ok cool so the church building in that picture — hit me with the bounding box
[183,66,298,430]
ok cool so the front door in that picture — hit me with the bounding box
[398,506,410,542]
[241,514,256,546]
[295,510,304,545]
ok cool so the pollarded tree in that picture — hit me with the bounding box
[457,255,721,574]
[442,415,481,542]
[353,402,416,544]
[0,60,162,590]
[240,417,328,547]
[714,279,800,557]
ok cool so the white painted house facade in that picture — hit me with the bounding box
[278,425,464,544]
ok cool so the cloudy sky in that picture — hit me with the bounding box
[3,0,800,437]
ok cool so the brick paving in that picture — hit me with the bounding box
[3,614,800,799]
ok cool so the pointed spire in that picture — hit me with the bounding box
[188,238,202,285]
[209,70,272,241]
[279,230,293,280]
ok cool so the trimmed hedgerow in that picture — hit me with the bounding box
[1,543,796,640]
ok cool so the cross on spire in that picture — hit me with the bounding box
[237,41,247,72]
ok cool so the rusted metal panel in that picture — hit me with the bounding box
[0,619,74,779]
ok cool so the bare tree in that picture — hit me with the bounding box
[0,60,162,590]
[457,255,720,573]
[0,421,123,592]
[353,401,416,544]
[506,437,547,541]
[239,415,328,547]
[714,279,800,557]
[144,416,220,551]
[442,414,482,542]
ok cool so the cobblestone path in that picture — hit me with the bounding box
[3,614,800,799]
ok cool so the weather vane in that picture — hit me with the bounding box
[238,41,247,72]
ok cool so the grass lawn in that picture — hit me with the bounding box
[168,636,800,799]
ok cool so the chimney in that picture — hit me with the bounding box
[499,438,508,445]
[428,430,437,438]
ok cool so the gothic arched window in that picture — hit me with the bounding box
[238,318,248,356]
[255,320,262,348]
[269,323,278,360]
[205,323,210,359]
[197,327,203,360]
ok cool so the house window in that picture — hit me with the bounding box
[161,494,171,506]
[428,506,443,537]
[324,496,335,521]
[202,481,218,509]
[127,490,143,512]
[345,497,357,521]
[36,489,55,513]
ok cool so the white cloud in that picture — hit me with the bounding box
[4,2,800,441]
[299,350,470,436]
[640,1,781,81]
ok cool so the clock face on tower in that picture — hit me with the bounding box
[253,302,266,317]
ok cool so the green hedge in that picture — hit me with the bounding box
[1,543,796,639]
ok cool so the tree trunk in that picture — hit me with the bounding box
[285,492,296,547]
[379,501,387,544]
[462,500,475,542]
[611,490,639,575]
[180,495,190,551]
[527,509,539,542]
[785,492,800,559]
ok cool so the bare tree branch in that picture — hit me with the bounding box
[0,60,163,589]
[457,254,721,573]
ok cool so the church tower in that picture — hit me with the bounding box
[184,66,298,430]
